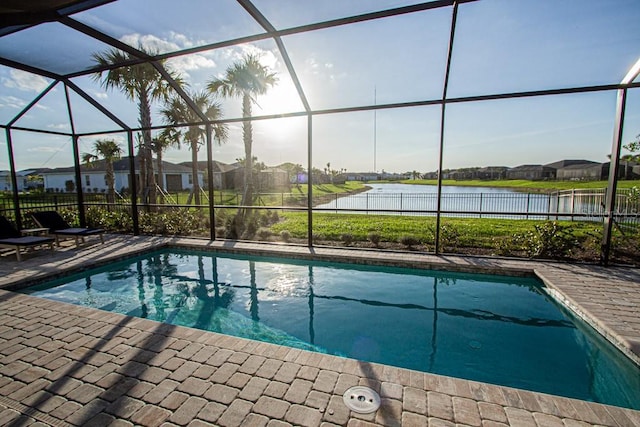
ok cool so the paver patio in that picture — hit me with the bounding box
[0,235,639,426]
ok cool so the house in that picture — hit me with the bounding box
[345,172,381,181]
[181,161,291,190]
[180,160,241,190]
[475,166,508,180]
[0,169,46,192]
[553,160,603,180]
[506,164,555,180]
[42,159,204,193]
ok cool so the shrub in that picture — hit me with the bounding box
[215,227,227,238]
[280,230,291,242]
[257,227,272,241]
[400,235,420,249]
[139,209,206,236]
[493,235,524,256]
[522,221,577,259]
[368,232,381,247]
[439,223,460,251]
[341,233,354,246]
[85,206,133,232]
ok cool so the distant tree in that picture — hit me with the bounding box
[624,134,640,161]
[82,138,122,203]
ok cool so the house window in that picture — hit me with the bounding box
[85,175,91,186]
[104,175,108,186]
[188,174,193,185]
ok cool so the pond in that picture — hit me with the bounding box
[315,183,552,218]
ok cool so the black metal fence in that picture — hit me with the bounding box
[2,188,638,224]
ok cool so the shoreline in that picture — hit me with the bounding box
[376,178,640,193]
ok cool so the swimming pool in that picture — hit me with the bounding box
[20,249,640,409]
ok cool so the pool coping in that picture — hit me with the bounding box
[1,234,639,426]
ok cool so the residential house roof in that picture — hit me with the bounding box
[43,159,195,174]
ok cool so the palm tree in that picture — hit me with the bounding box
[151,129,180,194]
[82,138,122,203]
[207,54,277,208]
[161,90,227,205]
[92,47,182,205]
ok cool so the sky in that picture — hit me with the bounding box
[1,0,640,174]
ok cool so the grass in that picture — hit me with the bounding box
[400,179,640,191]
[269,212,601,249]
[288,181,366,195]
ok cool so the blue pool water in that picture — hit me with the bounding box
[21,250,640,409]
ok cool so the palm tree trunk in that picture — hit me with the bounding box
[139,91,156,206]
[106,160,115,204]
[191,139,200,205]
[156,148,164,205]
[241,94,253,207]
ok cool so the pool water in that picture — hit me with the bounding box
[21,249,640,409]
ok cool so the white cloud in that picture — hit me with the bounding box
[119,32,216,78]
[93,92,108,99]
[121,33,180,53]
[0,95,27,109]
[47,123,70,130]
[2,70,50,93]
[27,146,63,153]
[167,54,216,79]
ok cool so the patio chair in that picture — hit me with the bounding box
[31,211,105,247]
[0,215,55,261]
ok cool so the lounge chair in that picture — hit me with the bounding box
[31,211,105,247]
[0,215,55,261]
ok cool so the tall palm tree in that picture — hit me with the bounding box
[207,54,277,208]
[82,138,122,203]
[92,47,182,205]
[161,90,227,205]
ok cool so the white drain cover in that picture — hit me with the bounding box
[342,386,381,413]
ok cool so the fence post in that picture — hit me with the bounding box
[526,194,530,220]
[570,189,575,221]
[366,193,369,215]
[400,193,403,216]
[479,193,483,219]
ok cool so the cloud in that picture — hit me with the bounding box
[167,54,216,78]
[93,92,108,99]
[47,123,70,130]
[119,32,216,78]
[0,95,27,109]
[2,70,50,93]
[215,45,280,71]
[120,33,180,53]
[26,146,63,153]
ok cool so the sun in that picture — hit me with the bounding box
[256,78,306,116]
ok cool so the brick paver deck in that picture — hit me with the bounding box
[1,235,639,426]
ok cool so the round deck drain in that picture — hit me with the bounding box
[343,386,381,413]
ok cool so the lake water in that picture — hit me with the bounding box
[315,183,551,218]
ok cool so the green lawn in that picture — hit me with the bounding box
[269,212,601,249]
